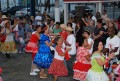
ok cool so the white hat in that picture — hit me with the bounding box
[2,15,7,19]
[65,26,73,31]
[35,16,42,21]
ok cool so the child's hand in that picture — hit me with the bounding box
[108,53,115,59]
[66,48,71,51]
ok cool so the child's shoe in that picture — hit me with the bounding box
[33,68,40,72]
[30,71,38,76]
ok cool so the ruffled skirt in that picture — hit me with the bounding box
[0,42,17,54]
[48,58,68,76]
[86,69,109,81]
[34,51,53,69]
[0,34,17,54]
[25,42,38,53]
[73,62,91,81]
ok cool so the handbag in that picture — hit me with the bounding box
[0,35,6,42]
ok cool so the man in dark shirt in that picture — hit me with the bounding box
[93,19,105,52]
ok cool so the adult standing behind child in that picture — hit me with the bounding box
[48,36,70,81]
[64,26,76,75]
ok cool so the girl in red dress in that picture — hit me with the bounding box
[73,37,91,81]
[48,36,70,81]
[25,25,42,75]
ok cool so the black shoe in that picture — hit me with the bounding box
[6,54,10,58]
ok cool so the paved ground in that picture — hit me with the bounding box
[0,53,76,81]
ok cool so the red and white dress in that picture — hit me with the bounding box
[73,47,91,81]
[25,33,39,59]
[48,46,68,76]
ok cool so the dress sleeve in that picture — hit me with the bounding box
[91,54,101,60]
[56,46,64,56]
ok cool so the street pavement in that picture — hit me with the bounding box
[0,53,76,81]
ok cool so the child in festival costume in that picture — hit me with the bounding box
[25,25,42,75]
[48,36,70,81]
[59,24,70,60]
[34,27,53,79]
[73,37,91,81]
[0,20,17,58]
[86,41,115,81]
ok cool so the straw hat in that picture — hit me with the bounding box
[105,18,111,23]
[65,26,73,31]
[2,15,7,19]
[60,24,67,30]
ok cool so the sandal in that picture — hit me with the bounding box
[40,75,48,79]
[40,72,47,77]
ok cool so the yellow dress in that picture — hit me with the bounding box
[0,28,17,54]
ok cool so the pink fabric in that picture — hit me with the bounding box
[116,64,120,81]
[25,34,39,53]
[73,47,90,81]
[76,47,89,63]
[116,77,120,81]
[0,77,3,81]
